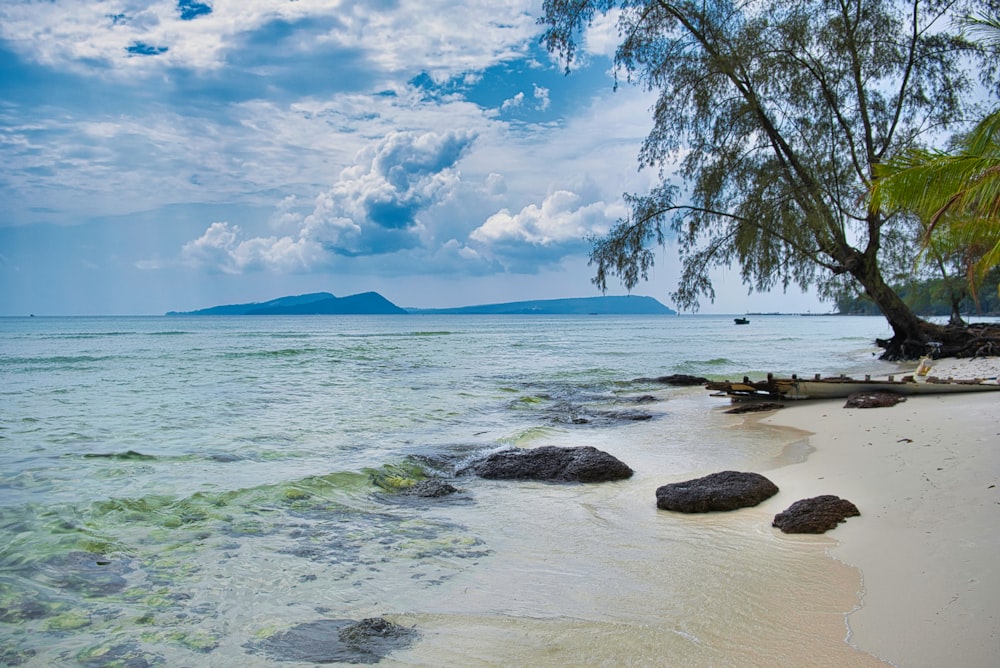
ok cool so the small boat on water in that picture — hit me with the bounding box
[706,372,1000,401]
[734,317,749,325]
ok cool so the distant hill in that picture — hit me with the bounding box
[408,295,675,315]
[168,293,675,316]
[167,292,407,315]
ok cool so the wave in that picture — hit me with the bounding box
[686,357,734,367]
[340,330,454,339]
[222,347,320,359]
[1,355,118,366]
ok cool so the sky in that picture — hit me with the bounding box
[0,0,827,315]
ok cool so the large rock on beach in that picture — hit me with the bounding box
[655,471,778,512]
[464,446,633,482]
[772,495,860,533]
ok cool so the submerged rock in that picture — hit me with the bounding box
[82,450,156,461]
[246,617,418,664]
[76,641,160,667]
[547,402,653,426]
[38,551,133,597]
[844,391,906,408]
[655,471,778,512]
[773,495,860,533]
[463,446,633,482]
[397,479,461,498]
[592,409,653,422]
[633,374,709,386]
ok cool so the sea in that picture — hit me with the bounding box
[0,314,907,667]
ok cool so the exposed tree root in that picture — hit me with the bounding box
[878,322,1000,360]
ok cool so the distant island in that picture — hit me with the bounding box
[408,295,675,315]
[166,292,406,315]
[167,292,676,316]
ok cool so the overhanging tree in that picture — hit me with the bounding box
[540,0,1000,359]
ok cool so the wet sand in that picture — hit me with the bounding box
[762,357,1000,667]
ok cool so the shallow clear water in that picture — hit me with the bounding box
[0,314,900,666]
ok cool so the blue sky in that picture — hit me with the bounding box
[0,0,825,315]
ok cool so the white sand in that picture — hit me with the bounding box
[761,357,1000,667]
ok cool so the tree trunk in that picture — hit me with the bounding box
[854,269,1000,360]
[849,260,943,360]
[948,299,966,327]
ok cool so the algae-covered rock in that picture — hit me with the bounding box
[367,461,432,492]
[76,641,162,667]
[246,617,418,664]
[0,591,57,623]
[167,630,220,652]
[397,479,461,498]
[0,646,37,666]
[44,610,92,631]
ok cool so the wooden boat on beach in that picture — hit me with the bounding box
[706,372,1000,401]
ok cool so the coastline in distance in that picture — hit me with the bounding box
[167,293,676,316]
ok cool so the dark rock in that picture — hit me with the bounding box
[631,395,658,404]
[844,391,906,408]
[463,446,633,482]
[38,551,133,597]
[76,642,159,667]
[634,374,709,386]
[725,402,785,414]
[82,450,156,461]
[773,495,860,533]
[593,409,653,422]
[246,617,418,664]
[398,479,460,498]
[547,401,653,426]
[655,471,779,512]
[339,617,414,647]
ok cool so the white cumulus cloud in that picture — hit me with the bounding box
[180,221,327,273]
[178,129,477,272]
[471,190,615,246]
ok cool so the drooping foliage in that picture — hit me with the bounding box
[540,0,1000,358]
[867,11,1000,314]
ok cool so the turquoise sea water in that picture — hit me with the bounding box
[1,314,902,666]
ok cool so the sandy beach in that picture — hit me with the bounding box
[760,356,1000,667]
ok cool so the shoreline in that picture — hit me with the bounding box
[760,357,1000,667]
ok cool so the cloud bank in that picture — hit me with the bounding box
[0,0,678,315]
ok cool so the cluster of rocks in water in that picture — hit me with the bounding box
[402,444,858,535]
[356,387,860,662]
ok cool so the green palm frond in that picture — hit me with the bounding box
[870,107,1000,285]
[961,11,1000,48]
